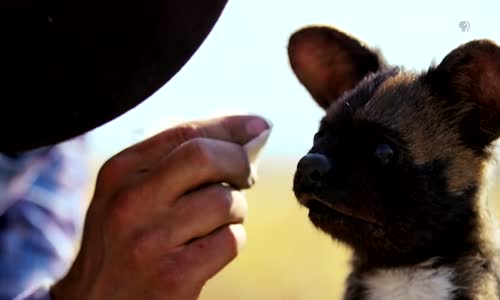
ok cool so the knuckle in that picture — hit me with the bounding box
[184,138,215,167]
[106,186,142,229]
[172,123,202,145]
[208,185,234,215]
[129,231,155,266]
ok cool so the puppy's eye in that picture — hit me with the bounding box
[374,144,394,165]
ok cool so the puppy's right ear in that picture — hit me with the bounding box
[288,26,387,110]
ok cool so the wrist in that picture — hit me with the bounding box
[50,279,73,300]
[50,266,89,300]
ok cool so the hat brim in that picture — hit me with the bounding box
[1,0,228,153]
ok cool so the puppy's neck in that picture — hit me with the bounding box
[342,159,500,299]
[345,220,500,300]
[349,258,456,300]
[345,253,500,300]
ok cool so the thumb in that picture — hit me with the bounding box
[124,114,272,166]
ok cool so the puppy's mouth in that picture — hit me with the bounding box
[299,195,382,227]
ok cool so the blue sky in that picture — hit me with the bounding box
[87,0,500,162]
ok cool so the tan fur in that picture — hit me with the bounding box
[353,74,482,194]
[449,254,499,300]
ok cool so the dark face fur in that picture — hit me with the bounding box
[289,26,500,268]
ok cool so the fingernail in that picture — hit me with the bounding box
[245,117,272,137]
[229,224,247,251]
[248,172,256,187]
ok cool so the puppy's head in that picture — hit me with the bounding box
[290,26,500,267]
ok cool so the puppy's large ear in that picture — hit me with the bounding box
[288,26,386,110]
[427,39,500,146]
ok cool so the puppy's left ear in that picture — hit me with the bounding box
[429,39,500,145]
[288,26,387,110]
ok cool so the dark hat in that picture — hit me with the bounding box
[1,0,228,153]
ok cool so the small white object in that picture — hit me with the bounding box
[243,126,272,179]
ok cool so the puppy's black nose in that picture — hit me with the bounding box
[297,153,331,185]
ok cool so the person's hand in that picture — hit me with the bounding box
[51,115,271,300]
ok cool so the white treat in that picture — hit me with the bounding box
[243,126,272,179]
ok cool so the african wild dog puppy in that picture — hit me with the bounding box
[290,25,500,300]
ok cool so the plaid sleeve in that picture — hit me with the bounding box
[0,136,90,300]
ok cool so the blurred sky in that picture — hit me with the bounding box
[87,0,500,162]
